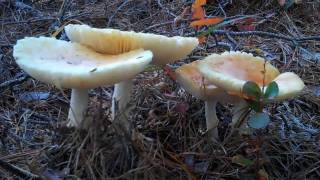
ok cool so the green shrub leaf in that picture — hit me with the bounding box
[248,112,270,129]
[264,81,279,99]
[242,81,262,101]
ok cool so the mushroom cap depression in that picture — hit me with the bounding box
[64,24,198,66]
[13,37,153,89]
[197,51,305,100]
[176,60,236,102]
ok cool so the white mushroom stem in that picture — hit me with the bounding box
[231,99,249,128]
[111,79,133,123]
[205,100,219,139]
[67,88,89,127]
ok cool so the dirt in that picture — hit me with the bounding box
[0,0,319,179]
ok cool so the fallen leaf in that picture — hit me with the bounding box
[190,17,223,28]
[232,155,254,167]
[192,6,205,20]
[198,36,207,44]
[184,154,194,169]
[193,0,206,7]
[236,17,256,31]
[191,0,206,30]
[194,161,209,173]
[257,169,269,180]
[19,91,50,102]
[174,102,189,114]
[41,169,62,180]
[313,86,320,97]
[278,0,286,6]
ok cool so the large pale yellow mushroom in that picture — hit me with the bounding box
[64,24,199,121]
[197,51,305,126]
[13,37,153,128]
[175,60,243,139]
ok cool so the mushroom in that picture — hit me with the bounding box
[175,60,242,139]
[64,24,199,121]
[13,37,153,128]
[197,51,305,126]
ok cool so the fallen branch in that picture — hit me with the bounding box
[0,159,40,179]
[0,17,56,26]
[0,73,29,93]
[199,29,320,44]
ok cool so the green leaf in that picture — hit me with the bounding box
[248,112,270,129]
[242,81,262,101]
[264,81,279,99]
[232,155,254,167]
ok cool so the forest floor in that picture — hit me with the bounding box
[0,0,320,179]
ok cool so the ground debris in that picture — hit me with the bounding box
[0,0,319,179]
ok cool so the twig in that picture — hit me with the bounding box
[142,21,173,32]
[58,0,72,21]
[0,73,29,93]
[208,41,234,51]
[0,17,56,26]
[157,0,176,17]
[21,108,57,125]
[142,19,189,32]
[107,0,131,27]
[196,30,320,44]
[225,32,238,49]
[0,159,40,179]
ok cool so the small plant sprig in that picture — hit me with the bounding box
[241,61,279,129]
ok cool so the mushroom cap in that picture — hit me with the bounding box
[64,24,198,66]
[176,60,223,100]
[13,37,153,89]
[176,60,239,103]
[198,51,280,94]
[198,51,305,100]
[273,72,305,100]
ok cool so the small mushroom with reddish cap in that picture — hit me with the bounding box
[13,36,153,128]
[64,24,199,121]
[197,51,305,126]
[175,60,242,139]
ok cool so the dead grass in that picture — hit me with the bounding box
[0,0,319,179]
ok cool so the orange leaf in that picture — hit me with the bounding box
[192,6,205,20]
[190,17,223,27]
[191,0,206,20]
[193,0,206,7]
